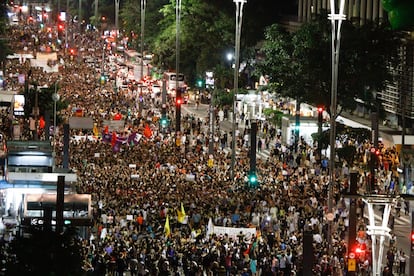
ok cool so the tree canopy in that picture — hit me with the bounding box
[0,1,12,69]
[382,0,414,30]
[119,0,293,86]
[256,14,402,113]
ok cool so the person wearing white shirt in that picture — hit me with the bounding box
[313,232,322,244]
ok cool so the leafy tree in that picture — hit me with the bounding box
[257,14,401,114]
[25,83,68,122]
[120,0,167,50]
[0,1,12,74]
[263,108,284,128]
[214,89,233,108]
[314,122,371,154]
[152,0,234,85]
[337,145,357,166]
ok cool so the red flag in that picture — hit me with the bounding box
[39,116,45,129]
[113,113,122,120]
[243,243,252,256]
[111,132,117,147]
[144,124,152,138]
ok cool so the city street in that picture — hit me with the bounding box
[1,1,414,274]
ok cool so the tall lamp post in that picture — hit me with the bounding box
[140,0,146,80]
[115,0,120,37]
[327,0,346,255]
[230,0,246,180]
[175,0,182,133]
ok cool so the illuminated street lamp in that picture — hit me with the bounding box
[115,0,120,37]
[230,0,247,180]
[327,0,345,255]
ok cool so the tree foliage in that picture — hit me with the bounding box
[150,0,234,85]
[263,108,284,128]
[25,84,68,122]
[0,1,12,68]
[117,0,300,87]
[256,14,402,113]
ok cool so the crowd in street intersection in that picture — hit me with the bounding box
[0,20,408,276]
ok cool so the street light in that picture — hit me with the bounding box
[226,52,233,65]
[140,0,146,80]
[230,0,247,181]
[327,0,345,255]
[175,0,182,133]
[115,0,120,38]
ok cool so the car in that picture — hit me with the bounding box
[152,84,161,94]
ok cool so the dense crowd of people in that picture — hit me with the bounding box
[0,16,409,276]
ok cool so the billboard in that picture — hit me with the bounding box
[13,94,25,116]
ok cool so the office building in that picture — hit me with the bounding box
[285,0,414,131]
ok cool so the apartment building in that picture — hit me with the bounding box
[293,0,414,131]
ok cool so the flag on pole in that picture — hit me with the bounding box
[111,131,117,147]
[164,215,171,238]
[93,123,99,137]
[177,202,186,224]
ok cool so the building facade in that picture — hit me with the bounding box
[295,0,414,131]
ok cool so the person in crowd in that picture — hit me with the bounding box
[0,19,406,276]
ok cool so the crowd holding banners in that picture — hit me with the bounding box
[0,18,408,276]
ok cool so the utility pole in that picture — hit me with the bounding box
[230,0,247,180]
[140,0,146,79]
[208,90,214,155]
[175,0,181,133]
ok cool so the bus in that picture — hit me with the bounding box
[163,72,186,94]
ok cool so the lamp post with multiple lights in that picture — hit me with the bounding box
[115,0,120,37]
[175,0,182,133]
[327,0,346,255]
[230,0,247,181]
[140,0,146,81]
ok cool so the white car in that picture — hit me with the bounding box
[152,84,161,94]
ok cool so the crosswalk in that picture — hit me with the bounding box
[367,211,411,228]
[221,146,273,160]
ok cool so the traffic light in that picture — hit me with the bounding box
[160,116,168,128]
[196,78,204,88]
[176,97,182,106]
[411,231,414,251]
[100,74,106,85]
[317,107,323,123]
[248,171,258,187]
[57,23,64,41]
[175,88,182,132]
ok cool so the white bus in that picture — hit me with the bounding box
[163,72,186,93]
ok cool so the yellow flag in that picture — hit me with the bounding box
[164,215,171,238]
[177,202,186,224]
[93,123,99,137]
